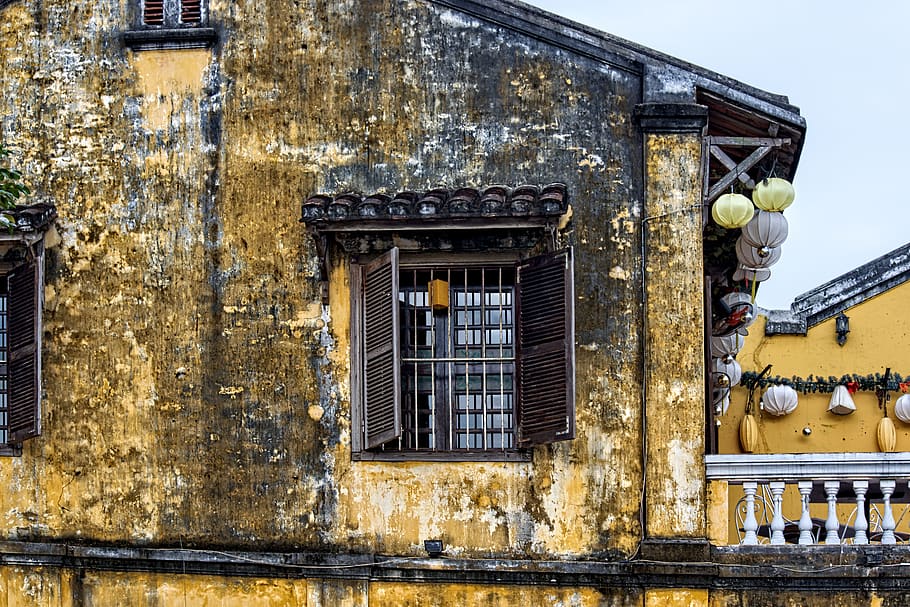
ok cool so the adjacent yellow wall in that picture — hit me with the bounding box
[719,281,910,454]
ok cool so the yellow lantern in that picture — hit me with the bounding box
[739,414,759,453]
[711,193,754,229]
[877,417,897,453]
[752,177,795,212]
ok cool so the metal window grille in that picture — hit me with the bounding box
[398,266,515,451]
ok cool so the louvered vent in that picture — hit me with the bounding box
[143,0,165,25]
[181,0,202,23]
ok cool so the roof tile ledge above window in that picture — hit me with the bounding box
[301,183,571,233]
[123,26,217,51]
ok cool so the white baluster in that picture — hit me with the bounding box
[769,481,786,545]
[742,481,759,545]
[797,481,814,545]
[824,481,841,544]
[853,480,869,545]
[880,479,896,545]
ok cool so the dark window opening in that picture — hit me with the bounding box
[354,248,575,460]
[398,266,516,451]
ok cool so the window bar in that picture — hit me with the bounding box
[447,267,456,450]
[497,267,506,450]
[463,267,471,449]
[410,270,418,450]
[428,270,437,450]
[480,268,489,450]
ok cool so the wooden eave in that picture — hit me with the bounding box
[699,89,805,190]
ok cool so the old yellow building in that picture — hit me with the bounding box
[711,243,910,552]
[5,0,902,605]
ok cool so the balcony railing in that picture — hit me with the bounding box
[706,453,910,545]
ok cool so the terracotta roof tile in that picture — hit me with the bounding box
[301,184,568,226]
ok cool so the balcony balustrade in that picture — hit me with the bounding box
[706,453,910,545]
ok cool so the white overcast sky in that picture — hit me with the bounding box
[523,0,910,310]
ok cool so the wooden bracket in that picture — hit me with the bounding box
[704,136,791,204]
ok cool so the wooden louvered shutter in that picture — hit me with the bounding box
[516,247,575,446]
[143,0,165,25]
[7,260,39,444]
[180,0,202,23]
[362,248,402,449]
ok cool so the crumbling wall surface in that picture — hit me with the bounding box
[0,0,646,558]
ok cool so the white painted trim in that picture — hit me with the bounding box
[705,453,910,483]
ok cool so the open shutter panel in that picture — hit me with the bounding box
[180,0,202,23]
[143,0,165,25]
[7,260,39,444]
[363,248,402,449]
[516,247,575,446]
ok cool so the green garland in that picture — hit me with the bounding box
[740,371,909,395]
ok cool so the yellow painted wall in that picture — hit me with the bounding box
[0,566,640,606]
[0,0,654,561]
[719,281,910,454]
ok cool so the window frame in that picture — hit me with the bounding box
[351,247,574,462]
[124,0,216,51]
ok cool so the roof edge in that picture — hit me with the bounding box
[766,241,910,333]
[428,0,804,126]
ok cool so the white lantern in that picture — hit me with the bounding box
[741,210,789,249]
[752,177,795,212]
[827,385,856,415]
[712,193,754,229]
[711,333,744,358]
[735,236,782,269]
[762,385,798,416]
[713,357,742,387]
[894,394,910,423]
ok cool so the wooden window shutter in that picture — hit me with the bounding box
[143,0,165,25]
[516,247,575,446]
[180,0,202,23]
[7,259,39,444]
[362,248,402,449]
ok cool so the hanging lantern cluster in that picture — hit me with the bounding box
[710,178,796,284]
[710,296,753,417]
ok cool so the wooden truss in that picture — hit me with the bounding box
[703,135,791,204]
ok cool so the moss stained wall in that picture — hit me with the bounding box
[0,0,653,561]
[642,132,706,539]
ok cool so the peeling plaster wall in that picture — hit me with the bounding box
[642,133,705,539]
[0,0,652,561]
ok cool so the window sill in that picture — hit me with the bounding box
[0,444,22,457]
[123,27,217,51]
[353,450,532,463]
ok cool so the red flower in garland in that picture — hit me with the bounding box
[900,382,910,394]
[846,381,860,395]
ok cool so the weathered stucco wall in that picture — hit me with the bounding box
[0,0,650,559]
[642,131,706,539]
[0,566,641,606]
